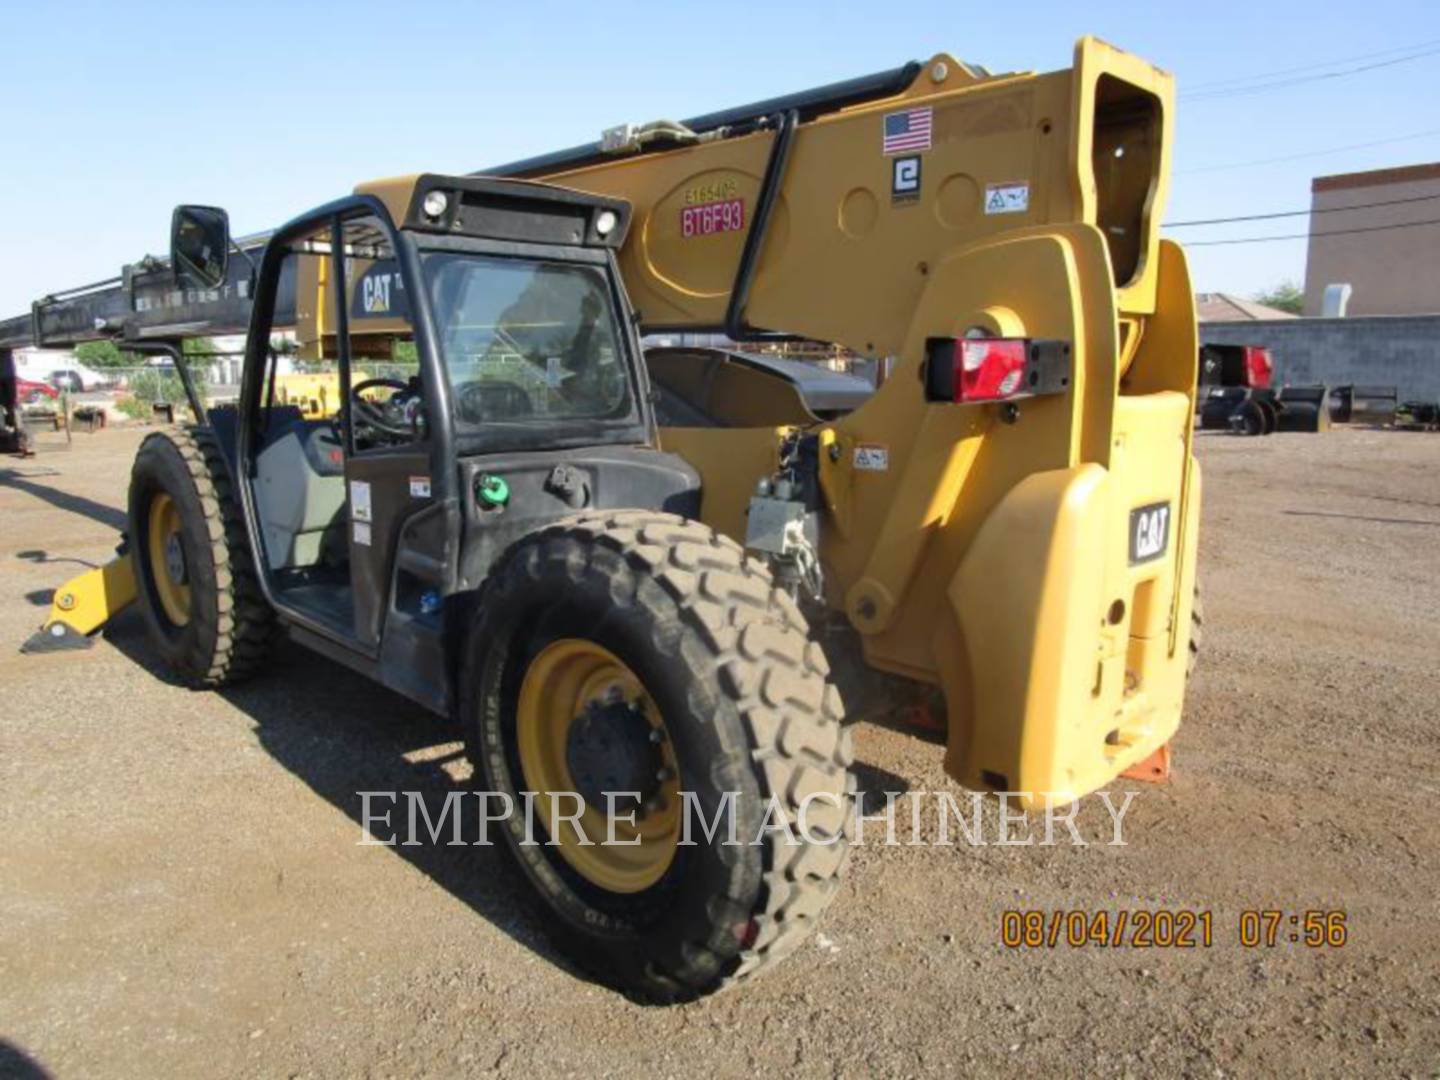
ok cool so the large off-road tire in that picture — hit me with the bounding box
[128,427,273,686]
[1187,580,1204,677]
[462,511,852,1002]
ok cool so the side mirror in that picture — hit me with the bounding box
[170,205,231,290]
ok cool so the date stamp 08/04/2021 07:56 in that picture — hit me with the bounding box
[1000,909,1350,950]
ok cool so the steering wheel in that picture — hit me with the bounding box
[350,377,417,439]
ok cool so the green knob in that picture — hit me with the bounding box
[477,474,509,507]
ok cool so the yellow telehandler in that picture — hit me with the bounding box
[8,37,1199,1000]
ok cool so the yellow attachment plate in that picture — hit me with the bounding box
[42,551,137,638]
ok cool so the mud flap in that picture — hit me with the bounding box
[939,460,1192,808]
[940,464,1113,808]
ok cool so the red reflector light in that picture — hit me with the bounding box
[924,336,1070,404]
[956,339,1028,401]
[1243,346,1273,390]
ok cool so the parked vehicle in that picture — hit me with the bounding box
[1197,344,1280,435]
[16,378,59,405]
[47,363,111,392]
[15,351,111,392]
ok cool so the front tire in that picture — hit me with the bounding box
[128,427,273,686]
[462,511,852,1002]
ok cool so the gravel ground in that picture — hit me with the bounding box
[2,425,1437,1077]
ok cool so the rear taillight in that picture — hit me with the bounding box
[924,337,1071,404]
[1243,346,1273,389]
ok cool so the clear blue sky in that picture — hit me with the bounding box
[3,0,1438,316]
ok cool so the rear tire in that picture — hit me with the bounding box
[1235,400,1265,436]
[462,511,852,1002]
[1256,399,1279,436]
[128,427,273,686]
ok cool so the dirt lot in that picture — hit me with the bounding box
[2,426,1437,1077]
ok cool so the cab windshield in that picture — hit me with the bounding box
[422,253,634,432]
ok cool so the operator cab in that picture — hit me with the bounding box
[178,177,692,711]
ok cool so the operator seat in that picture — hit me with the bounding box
[252,407,348,571]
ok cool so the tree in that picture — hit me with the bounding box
[76,336,216,370]
[73,339,140,369]
[1253,280,1304,315]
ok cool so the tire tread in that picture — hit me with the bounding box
[473,510,851,999]
[132,426,273,685]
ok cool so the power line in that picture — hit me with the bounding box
[1176,127,1440,175]
[1183,38,1440,92]
[1183,46,1440,100]
[1166,191,1440,228]
[1182,217,1440,247]
[1182,45,1440,101]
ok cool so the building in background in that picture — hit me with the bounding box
[1302,162,1440,317]
[1195,293,1298,322]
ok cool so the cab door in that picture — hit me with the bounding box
[238,202,453,712]
[332,213,441,655]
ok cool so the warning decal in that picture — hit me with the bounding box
[985,182,1030,215]
[350,479,372,522]
[854,444,889,471]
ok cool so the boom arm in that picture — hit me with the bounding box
[490,37,1175,348]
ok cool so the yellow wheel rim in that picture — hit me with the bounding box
[146,491,191,627]
[517,639,680,893]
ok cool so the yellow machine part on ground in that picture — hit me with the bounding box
[23,551,137,653]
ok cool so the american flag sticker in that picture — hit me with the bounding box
[882,107,932,155]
